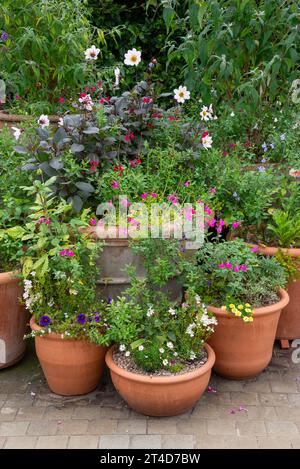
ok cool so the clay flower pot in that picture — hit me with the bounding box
[0,271,28,369]
[30,317,107,396]
[207,289,289,379]
[253,245,300,342]
[105,343,215,417]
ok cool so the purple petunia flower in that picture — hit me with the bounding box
[39,315,51,327]
[258,165,265,172]
[280,133,286,141]
[1,32,9,41]
[261,157,267,163]
[76,313,86,325]
[269,143,274,149]
[94,314,101,323]
[107,296,112,305]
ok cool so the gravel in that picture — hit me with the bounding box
[112,348,208,377]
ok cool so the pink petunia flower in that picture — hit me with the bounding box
[184,180,190,187]
[37,218,44,225]
[240,264,247,271]
[232,221,240,229]
[208,218,216,227]
[251,246,258,253]
[90,218,96,226]
[233,265,239,272]
[207,386,217,394]
[59,249,67,256]
[210,188,216,193]
[225,262,232,269]
[45,218,50,225]
[111,180,119,189]
[218,263,226,269]
[204,206,212,215]
[150,192,157,198]
[141,193,148,199]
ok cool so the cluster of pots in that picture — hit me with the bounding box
[2,230,298,417]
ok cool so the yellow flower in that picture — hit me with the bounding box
[248,316,254,322]
[221,306,227,311]
[245,308,252,313]
[229,303,235,309]
[235,311,242,317]
[245,303,251,307]
[243,317,249,322]
[238,304,244,310]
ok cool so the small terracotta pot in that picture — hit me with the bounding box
[252,245,300,341]
[105,343,215,417]
[30,317,107,396]
[208,289,289,379]
[0,271,27,368]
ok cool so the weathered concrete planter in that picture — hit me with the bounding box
[0,272,27,368]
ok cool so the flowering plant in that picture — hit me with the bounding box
[186,238,287,309]
[103,283,217,373]
[13,180,108,342]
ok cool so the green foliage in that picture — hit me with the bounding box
[267,210,300,247]
[0,0,94,112]
[186,238,287,307]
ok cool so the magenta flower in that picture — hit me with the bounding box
[130,160,135,167]
[111,180,119,189]
[124,134,130,143]
[225,262,232,269]
[210,188,216,194]
[208,218,216,227]
[150,192,157,198]
[172,197,178,204]
[142,96,151,104]
[37,218,44,225]
[207,386,217,394]
[233,265,239,272]
[67,250,74,257]
[218,219,225,227]
[59,249,67,256]
[204,205,212,215]
[167,194,175,201]
[45,218,50,225]
[121,198,130,208]
[240,264,247,271]
[232,221,240,229]
[217,226,223,234]
[184,180,190,187]
[90,218,96,226]
[251,246,258,253]
[141,192,148,199]
[218,263,226,269]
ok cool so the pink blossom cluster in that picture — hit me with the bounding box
[37,217,50,225]
[218,262,247,272]
[59,249,74,257]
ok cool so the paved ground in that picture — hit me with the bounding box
[0,341,300,449]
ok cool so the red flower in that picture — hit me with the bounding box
[105,96,110,102]
[97,80,102,88]
[142,97,151,104]
[130,160,135,167]
[223,151,227,157]
[58,96,64,103]
[136,159,141,165]
[129,108,134,114]
[202,131,209,139]
[130,132,134,139]
[147,122,153,128]
[124,135,130,143]
[99,98,105,104]
[168,116,176,121]
[230,143,235,149]
[80,92,86,98]
[84,86,89,92]
[90,86,95,93]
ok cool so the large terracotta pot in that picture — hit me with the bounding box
[253,245,300,342]
[30,317,107,396]
[208,289,289,380]
[105,343,215,417]
[0,272,27,369]
[0,111,59,129]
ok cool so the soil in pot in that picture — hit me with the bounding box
[30,317,107,396]
[207,289,289,379]
[105,344,215,417]
[0,272,28,369]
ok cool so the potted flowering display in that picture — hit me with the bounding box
[17,180,108,396]
[103,273,216,417]
[186,239,289,379]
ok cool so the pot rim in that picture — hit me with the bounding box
[249,244,300,257]
[105,343,215,384]
[208,288,289,318]
[0,270,20,285]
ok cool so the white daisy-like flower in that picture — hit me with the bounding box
[173,352,178,357]
[190,351,196,360]
[159,348,165,354]
[11,126,21,140]
[200,106,212,121]
[138,345,144,351]
[168,307,176,315]
[167,341,174,349]
[38,115,50,128]
[124,48,141,66]
[58,117,64,127]
[30,271,36,277]
[125,351,130,357]
[78,94,94,111]
[163,359,169,366]
[84,45,100,61]
[174,85,190,104]
[230,111,235,117]
[119,344,126,352]
[146,305,155,317]
[202,134,213,149]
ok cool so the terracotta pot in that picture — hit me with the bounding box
[30,317,107,396]
[0,272,27,369]
[0,111,59,129]
[253,245,300,341]
[208,289,289,379]
[105,343,215,417]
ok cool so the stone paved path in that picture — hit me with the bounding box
[0,341,300,449]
